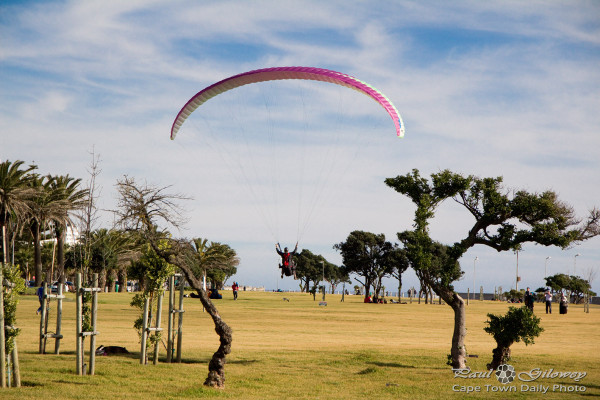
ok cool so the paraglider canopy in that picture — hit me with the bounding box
[170,66,405,140]
[169,66,406,252]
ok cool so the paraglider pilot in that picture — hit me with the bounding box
[276,242,298,279]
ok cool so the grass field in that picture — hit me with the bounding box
[2,290,598,399]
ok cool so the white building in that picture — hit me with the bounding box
[41,222,80,245]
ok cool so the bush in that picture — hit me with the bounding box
[484,306,543,370]
[2,263,26,355]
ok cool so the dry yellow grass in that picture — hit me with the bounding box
[3,290,599,399]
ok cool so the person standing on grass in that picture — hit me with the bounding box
[36,285,44,314]
[559,292,568,314]
[525,287,534,311]
[232,281,239,300]
[545,289,553,314]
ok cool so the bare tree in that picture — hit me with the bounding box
[79,148,102,278]
[114,176,232,388]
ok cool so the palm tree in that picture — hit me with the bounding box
[88,228,139,290]
[0,160,37,264]
[205,242,239,289]
[114,230,141,292]
[190,237,211,281]
[48,175,88,283]
[189,238,239,289]
[27,175,68,285]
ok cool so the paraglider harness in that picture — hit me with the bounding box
[276,243,297,279]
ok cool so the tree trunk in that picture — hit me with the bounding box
[99,269,107,291]
[450,294,467,369]
[108,270,116,292]
[437,287,467,369]
[298,279,306,293]
[118,268,128,293]
[363,278,372,301]
[56,227,66,284]
[177,261,231,388]
[1,223,7,264]
[487,345,511,370]
[397,274,402,302]
[32,221,43,286]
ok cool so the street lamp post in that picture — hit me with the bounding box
[473,257,478,301]
[320,261,325,300]
[545,256,551,280]
[574,254,580,275]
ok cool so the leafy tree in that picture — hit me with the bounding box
[568,276,596,302]
[545,273,595,303]
[293,249,342,295]
[327,263,349,294]
[130,241,175,362]
[295,249,324,293]
[390,251,410,301]
[545,274,570,293]
[386,169,600,369]
[504,289,525,303]
[484,306,544,370]
[334,230,400,301]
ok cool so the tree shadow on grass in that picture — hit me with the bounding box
[111,352,142,360]
[368,361,417,369]
[575,382,599,397]
[175,358,259,365]
[357,367,378,375]
[20,380,42,387]
[54,379,89,385]
[22,350,43,355]
[584,383,600,390]
[23,350,77,356]
[228,359,259,365]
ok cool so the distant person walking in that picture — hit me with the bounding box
[545,289,553,314]
[232,282,239,300]
[36,285,44,314]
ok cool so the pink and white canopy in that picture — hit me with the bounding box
[170,66,405,140]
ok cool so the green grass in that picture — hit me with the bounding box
[3,291,599,399]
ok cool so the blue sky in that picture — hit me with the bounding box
[2,0,600,294]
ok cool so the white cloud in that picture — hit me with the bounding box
[1,0,599,292]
